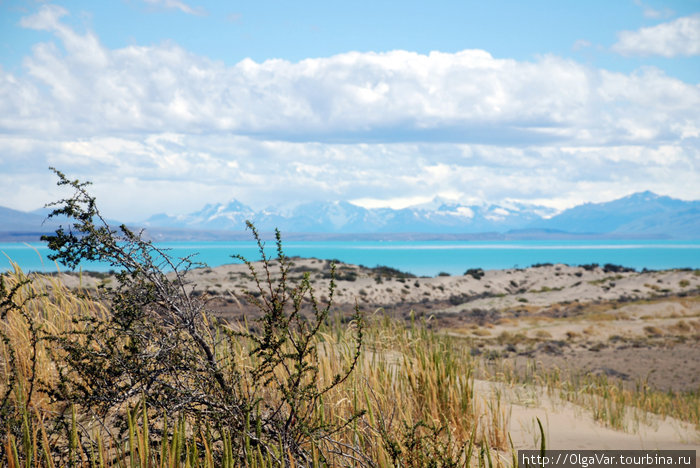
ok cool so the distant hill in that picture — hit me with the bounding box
[528,191,699,238]
[0,206,115,242]
[0,206,61,241]
[1,191,698,241]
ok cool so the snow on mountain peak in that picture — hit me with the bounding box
[136,191,695,236]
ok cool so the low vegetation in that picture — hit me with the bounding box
[1,170,697,466]
[1,263,518,467]
[491,360,700,432]
[0,170,507,466]
[464,269,485,280]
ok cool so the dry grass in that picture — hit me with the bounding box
[491,359,700,432]
[4,265,698,466]
[643,325,664,337]
[1,266,509,467]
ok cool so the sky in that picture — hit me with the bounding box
[1,0,699,221]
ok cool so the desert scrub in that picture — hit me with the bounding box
[1,267,505,467]
[464,268,485,280]
[1,169,504,467]
[2,168,366,466]
[533,330,552,339]
[643,325,664,337]
[530,286,563,293]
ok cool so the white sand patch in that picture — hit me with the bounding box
[474,380,700,451]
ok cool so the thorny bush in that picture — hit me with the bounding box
[2,168,365,466]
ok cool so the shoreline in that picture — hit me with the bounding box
[3,239,699,277]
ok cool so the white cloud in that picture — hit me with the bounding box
[633,0,674,19]
[226,13,242,23]
[351,196,436,210]
[1,5,699,220]
[612,14,700,57]
[1,131,698,220]
[143,0,206,16]
[4,18,699,146]
[19,4,69,29]
[7,6,700,147]
[572,39,592,51]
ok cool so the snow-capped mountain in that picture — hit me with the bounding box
[145,200,256,230]
[143,197,558,233]
[3,191,697,240]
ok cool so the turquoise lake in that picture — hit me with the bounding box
[2,240,698,277]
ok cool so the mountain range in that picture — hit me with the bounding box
[143,198,558,234]
[0,191,697,241]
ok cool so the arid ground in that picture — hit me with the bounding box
[52,259,700,452]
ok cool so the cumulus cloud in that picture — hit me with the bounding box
[2,130,696,220]
[4,5,699,146]
[612,14,700,57]
[1,5,699,219]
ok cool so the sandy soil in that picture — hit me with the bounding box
[44,259,700,452]
[474,380,699,452]
[51,259,700,392]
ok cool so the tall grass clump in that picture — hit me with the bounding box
[1,268,505,467]
[491,359,700,432]
[1,169,506,466]
[3,168,366,466]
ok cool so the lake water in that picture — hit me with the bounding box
[2,240,698,277]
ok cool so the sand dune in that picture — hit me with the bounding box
[48,259,700,452]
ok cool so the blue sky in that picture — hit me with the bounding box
[1,0,699,220]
